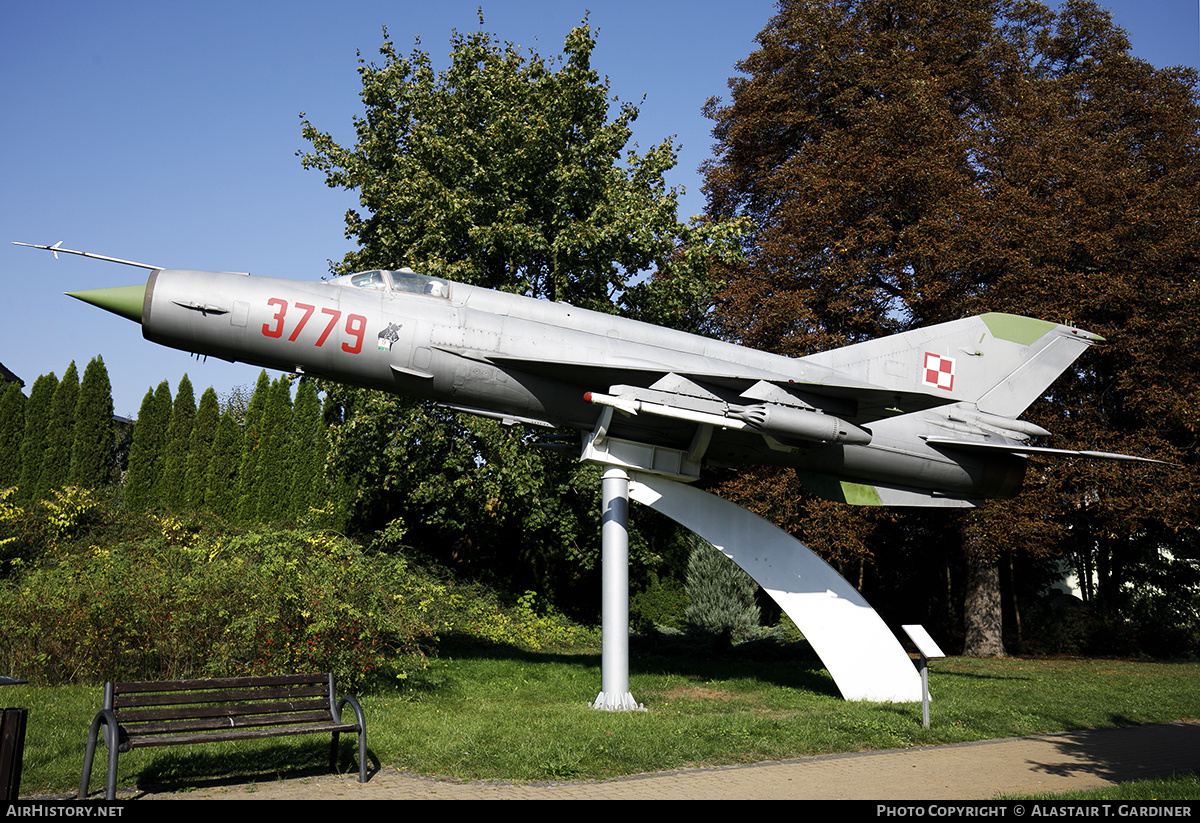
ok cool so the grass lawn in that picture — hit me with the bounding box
[17,645,1200,797]
[1007,772,1200,801]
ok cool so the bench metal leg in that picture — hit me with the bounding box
[79,710,120,801]
[334,694,368,782]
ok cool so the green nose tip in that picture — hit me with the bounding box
[66,284,147,323]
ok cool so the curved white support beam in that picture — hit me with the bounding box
[628,472,921,703]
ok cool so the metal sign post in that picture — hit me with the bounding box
[902,625,945,728]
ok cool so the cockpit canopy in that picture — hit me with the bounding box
[332,268,451,299]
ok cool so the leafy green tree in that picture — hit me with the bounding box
[37,362,79,498]
[124,381,172,509]
[253,376,294,522]
[16,373,57,504]
[236,371,272,523]
[0,382,25,490]
[203,411,243,519]
[218,383,255,425]
[186,387,221,509]
[160,375,196,511]
[702,0,1199,655]
[321,388,610,610]
[300,12,743,313]
[289,379,329,521]
[299,16,745,610]
[70,356,115,489]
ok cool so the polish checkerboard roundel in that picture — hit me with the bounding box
[923,352,955,391]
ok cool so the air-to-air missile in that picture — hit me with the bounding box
[17,241,1156,505]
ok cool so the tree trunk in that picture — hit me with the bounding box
[963,544,1006,658]
[1008,554,1022,649]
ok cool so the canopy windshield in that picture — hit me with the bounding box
[333,269,451,298]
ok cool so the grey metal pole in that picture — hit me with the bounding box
[592,466,643,711]
[920,653,931,728]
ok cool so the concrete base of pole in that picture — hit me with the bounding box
[589,691,645,711]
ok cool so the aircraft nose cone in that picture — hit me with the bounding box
[66,284,146,323]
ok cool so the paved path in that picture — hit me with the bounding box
[121,721,1200,800]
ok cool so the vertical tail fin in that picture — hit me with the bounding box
[803,313,1102,418]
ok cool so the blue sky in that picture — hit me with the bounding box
[2,0,1197,416]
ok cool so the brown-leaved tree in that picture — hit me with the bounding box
[703,0,1199,655]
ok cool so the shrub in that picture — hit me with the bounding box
[630,573,687,631]
[410,576,593,652]
[0,511,437,689]
[0,488,20,552]
[684,536,760,646]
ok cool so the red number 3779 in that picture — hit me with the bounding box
[262,298,367,355]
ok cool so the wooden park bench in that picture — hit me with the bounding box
[79,672,367,800]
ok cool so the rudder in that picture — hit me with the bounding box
[802,313,1101,418]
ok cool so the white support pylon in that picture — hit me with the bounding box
[628,472,922,702]
[583,440,920,705]
[590,466,645,711]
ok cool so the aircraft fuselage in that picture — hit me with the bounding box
[137,267,1027,502]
